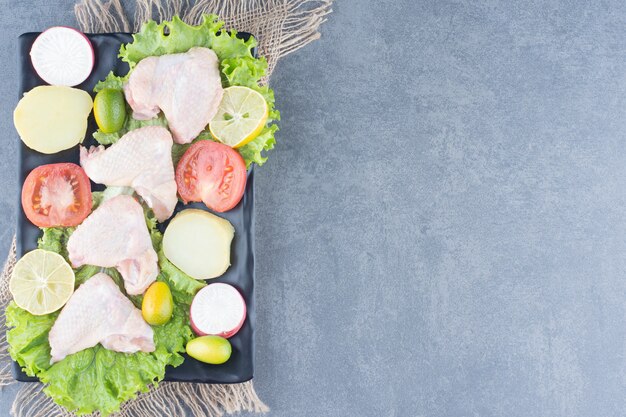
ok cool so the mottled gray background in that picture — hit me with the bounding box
[1,0,625,416]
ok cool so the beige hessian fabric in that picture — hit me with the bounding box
[75,0,334,80]
[1,0,332,415]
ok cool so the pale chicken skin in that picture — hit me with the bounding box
[67,195,158,295]
[48,273,154,363]
[80,126,177,222]
[124,47,224,144]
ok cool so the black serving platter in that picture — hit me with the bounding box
[13,32,255,384]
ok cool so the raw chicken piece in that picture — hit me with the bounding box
[49,272,154,363]
[67,195,158,295]
[124,47,224,144]
[80,126,177,222]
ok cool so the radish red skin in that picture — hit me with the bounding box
[190,307,246,338]
[189,284,247,338]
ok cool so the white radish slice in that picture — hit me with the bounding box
[190,283,246,338]
[30,27,94,86]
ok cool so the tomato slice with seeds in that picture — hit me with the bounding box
[21,163,92,227]
[175,141,247,213]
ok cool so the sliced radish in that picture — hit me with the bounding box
[190,283,246,338]
[30,27,94,87]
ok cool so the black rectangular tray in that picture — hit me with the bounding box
[13,32,255,384]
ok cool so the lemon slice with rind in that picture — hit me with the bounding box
[209,86,268,148]
[10,249,75,315]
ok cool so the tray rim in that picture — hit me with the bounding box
[12,30,257,385]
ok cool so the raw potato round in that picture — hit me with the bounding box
[14,86,93,154]
[163,209,235,280]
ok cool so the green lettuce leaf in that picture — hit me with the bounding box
[171,143,191,167]
[119,15,234,67]
[238,124,279,167]
[113,14,279,167]
[6,302,57,377]
[74,265,102,286]
[157,249,205,305]
[91,191,105,209]
[38,227,74,261]
[94,72,128,92]
[7,209,202,416]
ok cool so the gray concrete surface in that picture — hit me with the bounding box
[1,0,625,416]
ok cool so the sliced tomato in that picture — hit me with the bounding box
[22,163,92,227]
[175,141,247,212]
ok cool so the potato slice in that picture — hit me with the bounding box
[14,86,93,154]
[163,209,235,280]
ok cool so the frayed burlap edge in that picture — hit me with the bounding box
[0,236,269,417]
[75,0,334,79]
[0,237,15,390]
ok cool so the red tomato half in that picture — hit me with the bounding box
[21,163,93,227]
[175,141,247,212]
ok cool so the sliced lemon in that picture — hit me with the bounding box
[209,86,268,148]
[10,249,75,315]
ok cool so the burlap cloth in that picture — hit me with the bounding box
[0,1,332,415]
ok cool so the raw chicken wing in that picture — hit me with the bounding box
[124,47,224,144]
[49,273,154,363]
[80,126,177,222]
[67,195,158,295]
